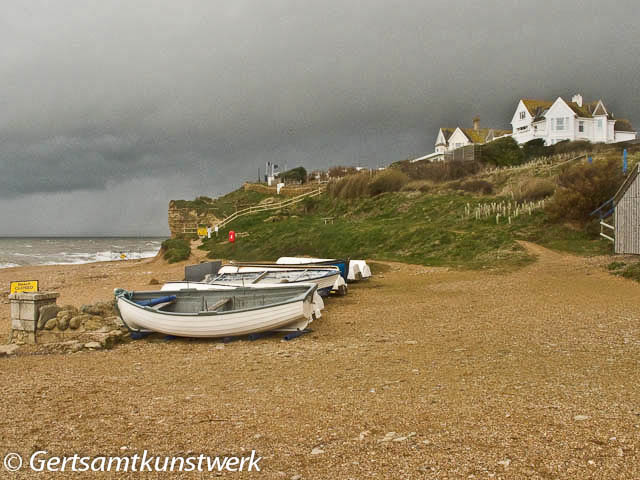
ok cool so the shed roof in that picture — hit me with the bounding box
[614,164,640,204]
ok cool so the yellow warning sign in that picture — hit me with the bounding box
[197,226,208,237]
[10,280,39,294]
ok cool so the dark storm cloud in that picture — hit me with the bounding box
[0,0,638,234]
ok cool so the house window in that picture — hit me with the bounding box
[519,111,526,120]
[556,118,565,131]
[597,119,603,130]
[579,121,584,133]
[455,143,462,148]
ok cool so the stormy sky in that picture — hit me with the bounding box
[1,1,638,235]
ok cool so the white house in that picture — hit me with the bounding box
[510,94,636,146]
[435,118,512,154]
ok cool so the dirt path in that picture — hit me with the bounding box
[1,245,639,478]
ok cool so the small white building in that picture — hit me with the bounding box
[435,118,512,155]
[510,94,636,146]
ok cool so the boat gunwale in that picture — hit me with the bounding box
[116,283,317,317]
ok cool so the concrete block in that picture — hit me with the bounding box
[10,301,20,319]
[12,319,36,332]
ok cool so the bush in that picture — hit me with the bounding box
[514,178,556,201]
[402,180,434,193]
[279,166,307,183]
[368,170,409,196]
[328,173,370,200]
[394,159,483,182]
[162,238,191,263]
[522,138,548,161]
[546,157,624,223]
[552,140,593,155]
[481,137,525,167]
[328,166,358,178]
[459,179,493,194]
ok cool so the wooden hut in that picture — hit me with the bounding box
[613,164,640,254]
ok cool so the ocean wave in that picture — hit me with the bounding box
[0,263,20,269]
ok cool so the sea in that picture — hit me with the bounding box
[0,237,167,269]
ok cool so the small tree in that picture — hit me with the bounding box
[279,166,307,183]
[481,137,525,167]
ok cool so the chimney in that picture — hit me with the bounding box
[572,94,583,107]
[473,117,480,131]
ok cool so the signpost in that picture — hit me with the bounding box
[10,280,39,294]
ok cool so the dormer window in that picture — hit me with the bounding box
[519,111,526,120]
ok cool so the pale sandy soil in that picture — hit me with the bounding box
[1,243,639,479]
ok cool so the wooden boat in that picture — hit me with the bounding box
[275,257,362,282]
[211,264,346,296]
[160,280,325,318]
[115,283,318,338]
[274,257,350,281]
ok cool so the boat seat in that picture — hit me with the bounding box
[205,297,232,312]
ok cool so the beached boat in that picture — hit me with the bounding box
[213,264,346,296]
[160,279,325,318]
[115,283,318,338]
[276,257,370,282]
[274,257,350,281]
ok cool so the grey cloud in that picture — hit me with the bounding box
[0,0,638,234]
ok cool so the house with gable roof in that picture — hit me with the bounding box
[511,94,636,146]
[434,118,511,154]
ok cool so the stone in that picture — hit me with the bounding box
[149,278,160,285]
[497,459,511,468]
[84,341,102,349]
[69,342,84,353]
[405,340,418,345]
[81,301,116,317]
[37,304,61,329]
[57,315,70,330]
[69,315,82,330]
[291,475,302,480]
[310,448,324,455]
[44,319,58,330]
[574,415,590,421]
[0,344,19,356]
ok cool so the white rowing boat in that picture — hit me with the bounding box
[115,283,318,338]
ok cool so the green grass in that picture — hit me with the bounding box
[161,238,191,263]
[199,191,611,270]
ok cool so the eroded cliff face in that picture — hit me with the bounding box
[168,201,220,237]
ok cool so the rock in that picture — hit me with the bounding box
[497,459,511,468]
[291,475,302,480]
[84,341,102,349]
[405,340,418,345]
[617,447,624,457]
[310,447,324,455]
[69,315,82,329]
[103,316,123,328]
[392,436,407,442]
[149,278,160,285]
[57,315,70,330]
[44,319,58,330]
[574,415,590,421]
[0,344,19,356]
[81,301,116,317]
[37,305,61,329]
[83,315,106,331]
[379,432,397,442]
[69,342,84,353]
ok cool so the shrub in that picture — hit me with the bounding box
[368,169,409,196]
[546,157,624,223]
[394,159,483,182]
[328,166,358,178]
[459,179,493,194]
[552,140,593,155]
[328,173,370,200]
[279,166,307,183]
[514,178,556,202]
[162,238,191,263]
[481,137,525,167]
[607,261,626,271]
[522,138,548,161]
[402,180,434,193]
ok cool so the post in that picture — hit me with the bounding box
[623,149,628,174]
[9,292,60,344]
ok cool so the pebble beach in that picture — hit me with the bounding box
[1,243,640,478]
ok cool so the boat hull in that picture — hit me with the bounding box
[116,285,316,338]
